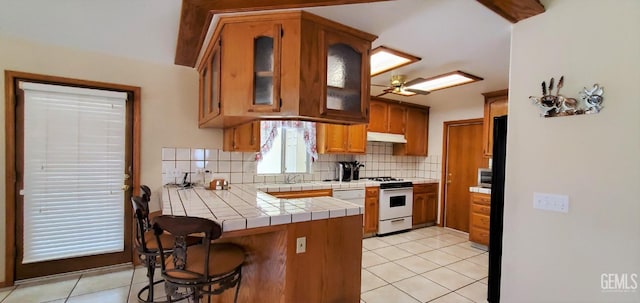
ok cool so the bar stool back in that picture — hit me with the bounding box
[153,215,245,303]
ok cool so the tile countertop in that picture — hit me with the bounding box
[256,178,440,193]
[469,186,491,194]
[161,178,439,232]
[161,185,362,232]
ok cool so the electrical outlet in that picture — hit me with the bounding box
[296,237,306,254]
[533,192,569,213]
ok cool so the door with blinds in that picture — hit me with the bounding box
[15,81,133,279]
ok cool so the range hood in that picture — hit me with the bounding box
[367,131,407,143]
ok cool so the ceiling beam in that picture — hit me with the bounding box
[175,0,389,67]
[476,0,545,23]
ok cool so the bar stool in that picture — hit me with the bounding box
[140,185,161,221]
[152,215,245,303]
[131,196,200,303]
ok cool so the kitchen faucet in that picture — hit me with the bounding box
[284,174,300,184]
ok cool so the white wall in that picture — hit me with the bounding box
[0,33,222,283]
[503,0,640,302]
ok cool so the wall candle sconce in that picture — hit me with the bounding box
[529,76,604,117]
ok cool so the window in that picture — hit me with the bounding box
[257,121,317,175]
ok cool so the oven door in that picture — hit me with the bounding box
[379,188,413,220]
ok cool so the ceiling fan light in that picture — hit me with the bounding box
[405,71,483,92]
[395,90,417,96]
[370,46,420,76]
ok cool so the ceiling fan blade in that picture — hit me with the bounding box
[376,88,393,97]
[371,83,390,87]
[403,77,426,87]
[405,88,431,95]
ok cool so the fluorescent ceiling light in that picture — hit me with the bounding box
[370,46,420,76]
[404,71,483,92]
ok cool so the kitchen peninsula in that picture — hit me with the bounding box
[161,185,363,303]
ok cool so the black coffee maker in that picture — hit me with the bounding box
[336,162,352,182]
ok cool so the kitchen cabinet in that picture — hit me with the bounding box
[367,99,406,134]
[197,11,377,128]
[223,121,260,152]
[393,107,429,156]
[469,192,491,246]
[316,123,367,154]
[412,183,438,227]
[482,89,508,157]
[364,187,379,234]
[198,36,222,127]
[267,189,332,199]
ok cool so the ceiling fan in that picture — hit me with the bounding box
[372,74,430,97]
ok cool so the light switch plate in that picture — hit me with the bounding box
[533,192,569,213]
[296,237,306,254]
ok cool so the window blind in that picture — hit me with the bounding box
[20,82,127,264]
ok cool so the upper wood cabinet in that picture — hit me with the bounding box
[393,107,429,156]
[367,99,406,134]
[198,36,222,127]
[482,89,508,157]
[317,123,367,154]
[197,11,377,128]
[223,121,260,152]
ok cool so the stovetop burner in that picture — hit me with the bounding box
[367,176,403,182]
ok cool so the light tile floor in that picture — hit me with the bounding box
[360,226,488,303]
[0,226,488,303]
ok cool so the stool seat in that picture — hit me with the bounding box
[165,243,245,281]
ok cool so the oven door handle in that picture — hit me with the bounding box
[380,188,412,192]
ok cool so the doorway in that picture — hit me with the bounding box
[4,71,141,283]
[440,118,486,232]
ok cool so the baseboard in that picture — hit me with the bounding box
[0,280,13,288]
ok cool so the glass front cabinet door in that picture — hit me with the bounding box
[249,23,282,112]
[198,37,222,127]
[321,29,370,122]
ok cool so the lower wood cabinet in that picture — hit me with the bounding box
[412,183,438,226]
[223,121,260,152]
[317,123,367,154]
[469,192,491,246]
[364,187,379,234]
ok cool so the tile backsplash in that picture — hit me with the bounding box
[161,143,441,185]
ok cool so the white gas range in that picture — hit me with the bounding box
[368,177,414,235]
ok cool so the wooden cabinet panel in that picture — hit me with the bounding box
[394,107,429,156]
[469,192,491,246]
[223,121,260,152]
[482,89,508,157]
[367,100,388,132]
[367,100,406,134]
[347,124,367,153]
[198,37,222,127]
[387,104,406,134]
[364,187,379,234]
[317,123,367,154]
[412,183,438,227]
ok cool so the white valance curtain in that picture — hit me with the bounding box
[256,121,318,162]
[20,81,127,263]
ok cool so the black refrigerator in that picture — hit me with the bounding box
[488,115,507,303]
